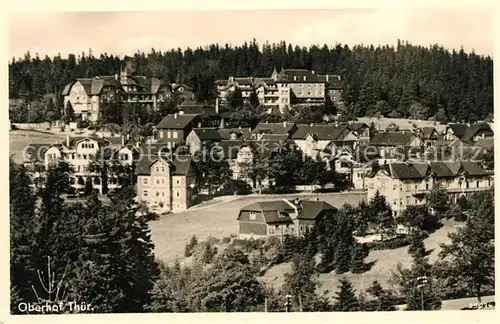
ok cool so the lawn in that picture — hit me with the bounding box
[9,130,65,164]
[260,220,459,297]
[149,192,366,263]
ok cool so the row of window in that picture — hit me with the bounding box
[80,143,96,149]
[159,131,179,139]
[143,190,181,197]
[142,176,181,185]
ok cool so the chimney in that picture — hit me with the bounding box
[66,135,70,147]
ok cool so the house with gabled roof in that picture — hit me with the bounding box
[369,130,423,162]
[251,121,297,140]
[134,155,196,213]
[366,161,493,216]
[62,63,173,121]
[185,128,223,154]
[444,123,468,142]
[24,135,135,194]
[237,198,337,240]
[154,113,202,149]
[292,124,357,158]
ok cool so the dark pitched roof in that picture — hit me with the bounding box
[461,122,494,142]
[292,124,348,140]
[134,156,158,175]
[171,155,193,175]
[297,200,337,220]
[277,69,320,83]
[134,155,193,176]
[421,127,439,139]
[447,124,468,138]
[156,114,199,129]
[317,74,343,89]
[461,161,488,176]
[218,128,252,140]
[253,122,296,135]
[369,132,418,146]
[347,122,369,132]
[389,163,426,179]
[240,200,295,224]
[191,128,222,141]
[429,162,456,177]
[234,78,253,86]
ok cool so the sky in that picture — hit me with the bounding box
[8,8,493,60]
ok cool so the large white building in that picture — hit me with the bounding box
[365,161,493,216]
[24,135,136,194]
[216,68,343,112]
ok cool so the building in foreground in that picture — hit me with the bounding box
[134,155,197,213]
[365,161,493,216]
[237,198,336,240]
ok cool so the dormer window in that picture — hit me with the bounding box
[249,212,257,220]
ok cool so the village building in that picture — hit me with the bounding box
[365,161,493,216]
[216,68,343,112]
[62,63,173,122]
[134,155,196,213]
[237,198,337,240]
[23,135,136,194]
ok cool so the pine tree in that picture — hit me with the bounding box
[364,280,397,311]
[10,162,38,312]
[333,278,360,311]
[350,243,369,274]
[64,101,75,123]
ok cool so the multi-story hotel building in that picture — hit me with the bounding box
[365,161,493,216]
[62,65,176,122]
[23,135,136,194]
[216,68,343,112]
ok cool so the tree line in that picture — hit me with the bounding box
[9,39,493,124]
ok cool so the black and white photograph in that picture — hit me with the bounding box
[5,1,496,318]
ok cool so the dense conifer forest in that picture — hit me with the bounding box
[9,39,493,123]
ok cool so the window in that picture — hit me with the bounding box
[393,200,397,205]
[156,191,160,197]
[167,131,171,138]
[160,132,164,139]
[393,184,397,190]
[176,179,180,184]
[249,212,257,220]
[156,178,160,184]
[77,165,81,172]
[143,178,148,185]
[176,191,180,197]
[269,227,275,235]
[173,132,178,139]
[162,192,165,196]
[156,167,159,172]
[143,190,148,197]
[415,184,418,190]
[406,198,410,205]
[83,154,87,160]
[161,166,165,172]
[476,181,480,188]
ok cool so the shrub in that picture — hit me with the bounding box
[222,236,232,244]
[184,235,198,257]
[367,235,411,251]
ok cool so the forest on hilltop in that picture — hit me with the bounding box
[9,39,493,123]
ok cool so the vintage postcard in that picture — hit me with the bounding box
[3,0,497,323]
